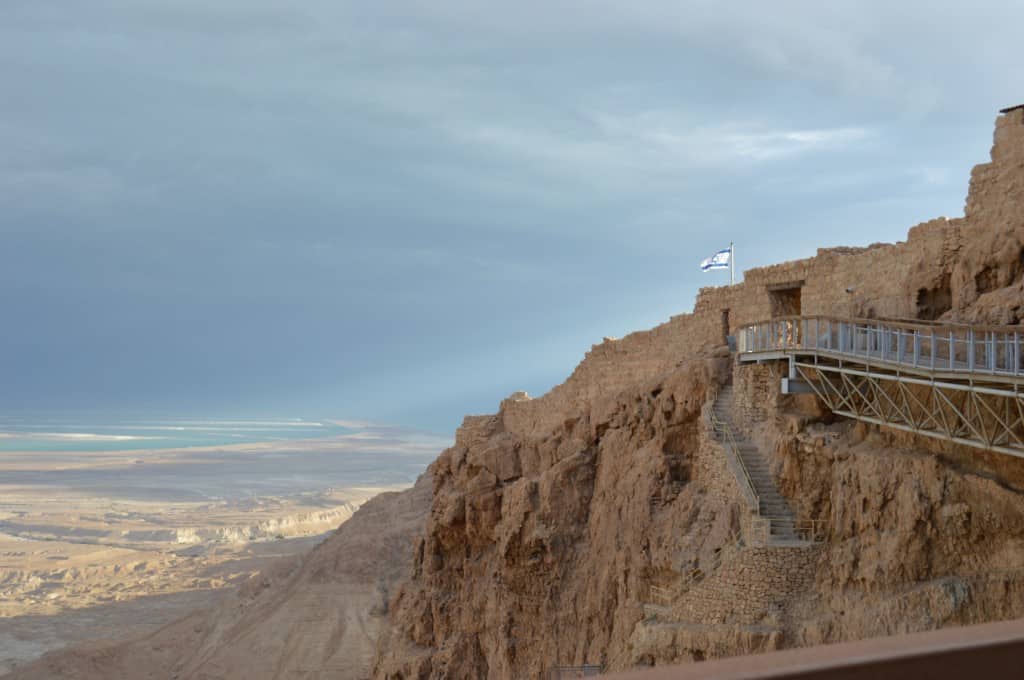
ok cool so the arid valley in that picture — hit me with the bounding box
[0,421,442,674]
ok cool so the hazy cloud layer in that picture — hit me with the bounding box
[2,1,1021,430]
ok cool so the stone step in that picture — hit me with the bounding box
[713,386,805,537]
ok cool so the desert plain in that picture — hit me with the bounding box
[0,424,441,674]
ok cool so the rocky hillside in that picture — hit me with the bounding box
[5,475,431,680]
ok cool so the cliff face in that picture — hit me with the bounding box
[373,110,1024,678]
[375,357,736,678]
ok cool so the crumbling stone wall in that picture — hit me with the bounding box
[500,314,722,437]
[691,109,1024,332]
[501,110,1024,448]
[674,545,822,625]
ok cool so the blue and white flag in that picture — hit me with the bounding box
[700,247,731,272]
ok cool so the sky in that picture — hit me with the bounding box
[2,1,1022,432]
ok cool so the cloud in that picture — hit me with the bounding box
[0,0,1020,431]
[447,112,873,192]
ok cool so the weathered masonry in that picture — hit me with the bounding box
[688,106,1024,458]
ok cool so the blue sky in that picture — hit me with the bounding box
[2,1,1022,431]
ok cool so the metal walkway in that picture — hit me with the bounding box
[737,317,1024,458]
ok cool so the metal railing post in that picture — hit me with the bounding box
[949,331,955,370]
[930,330,936,370]
[1015,332,1020,376]
[968,328,975,372]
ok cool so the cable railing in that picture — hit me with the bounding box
[749,517,828,545]
[707,386,828,547]
[738,316,1024,377]
[708,403,760,514]
[649,533,741,606]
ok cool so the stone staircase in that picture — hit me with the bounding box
[711,385,801,544]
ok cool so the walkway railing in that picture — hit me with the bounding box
[739,316,1024,457]
[649,532,743,606]
[708,404,760,513]
[749,517,827,545]
[738,316,1024,377]
[706,388,824,546]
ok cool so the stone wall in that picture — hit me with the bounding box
[690,109,1024,333]
[494,111,1024,449]
[730,363,782,435]
[499,313,723,438]
[673,545,822,626]
[692,216,960,333]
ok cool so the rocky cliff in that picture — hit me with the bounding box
[371,108,1024,678]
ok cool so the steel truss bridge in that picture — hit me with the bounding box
[737,316,1024,458]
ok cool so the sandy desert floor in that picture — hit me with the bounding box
[0,427,440,675]
[0,485,399,675]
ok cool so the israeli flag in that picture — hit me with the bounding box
[700,248,731,271]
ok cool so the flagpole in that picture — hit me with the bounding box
[730,242,735,285]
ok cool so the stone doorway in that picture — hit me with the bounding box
[768,281,803,318]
